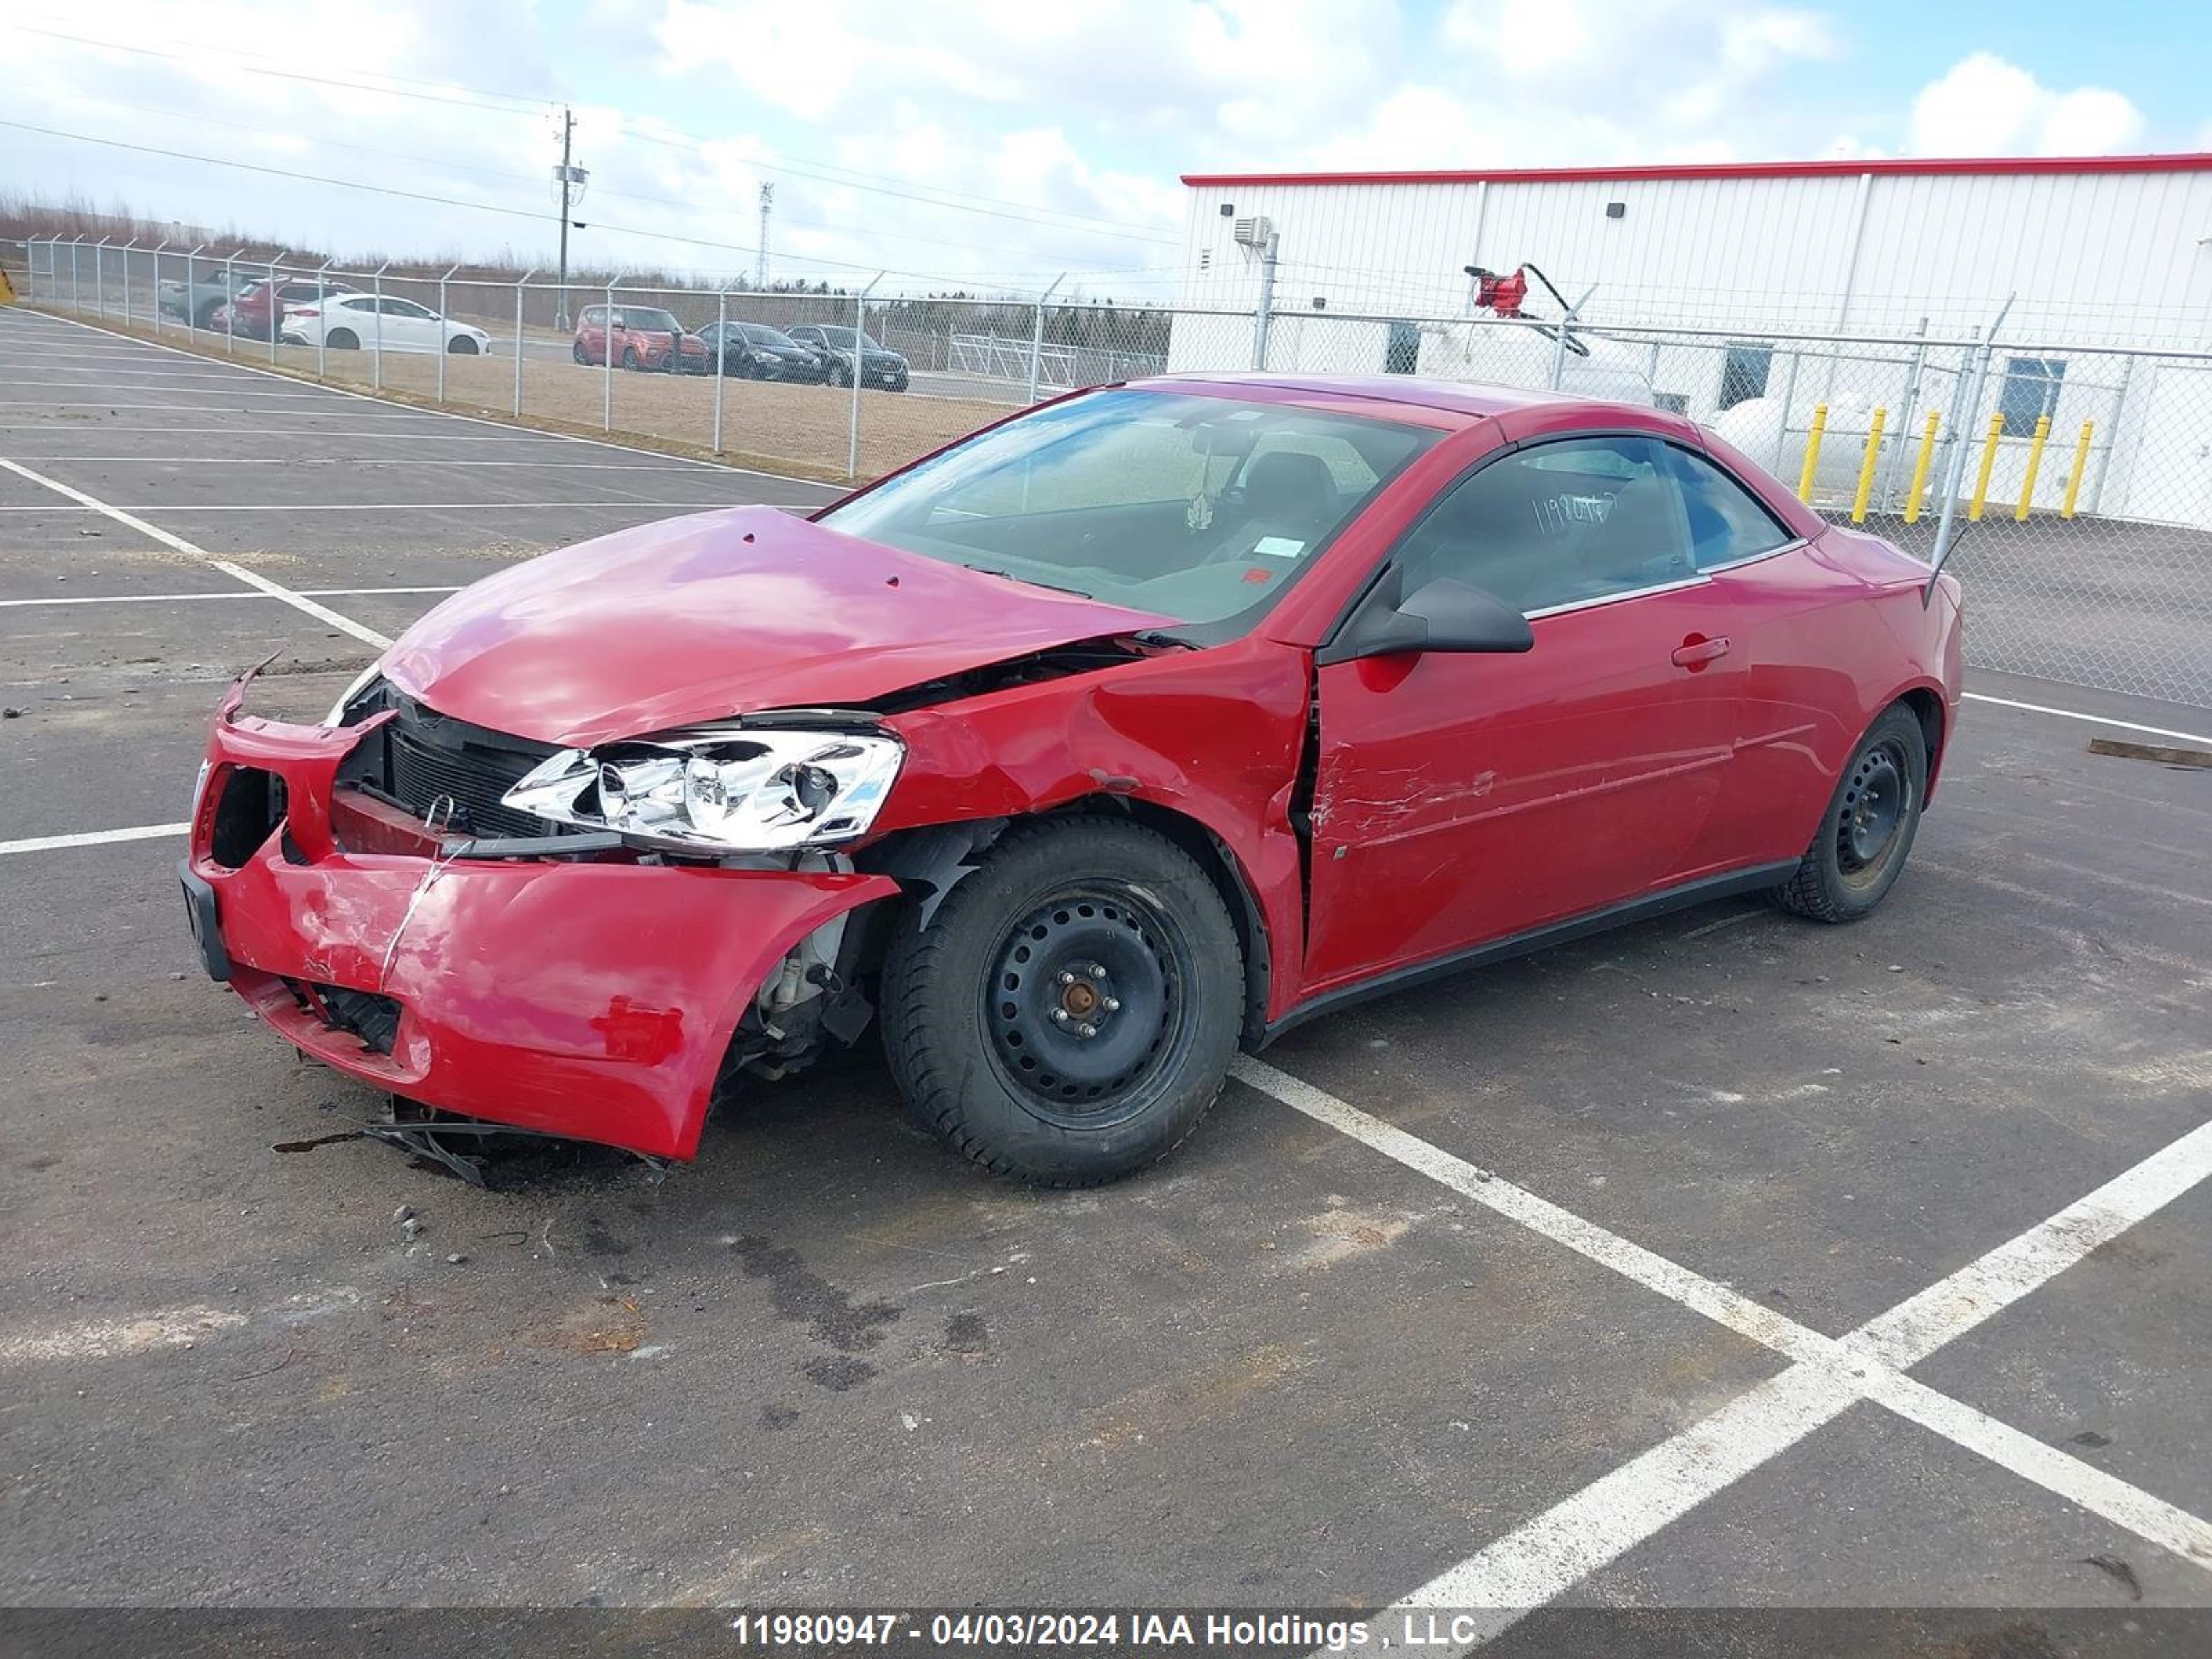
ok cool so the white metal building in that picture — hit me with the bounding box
[1168,154,2212,528]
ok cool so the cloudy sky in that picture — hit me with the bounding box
[2,0,2197,294]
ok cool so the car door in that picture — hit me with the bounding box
[1302,433,1750,993]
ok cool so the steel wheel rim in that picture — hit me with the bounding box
[983,882,1194,1131]
[1836,738,1911,882]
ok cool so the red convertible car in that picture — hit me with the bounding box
[182,376,1962,1185]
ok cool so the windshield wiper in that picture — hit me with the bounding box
[962,564,1093,599]
[1133,628,1199,650]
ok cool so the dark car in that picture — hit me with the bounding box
[187,375,1960,1189]
[698,321,825,382]
[787,324,909,391]
[210,277,363,341]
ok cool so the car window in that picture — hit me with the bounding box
[823,388,1436,629]
[1396,435,1697,615]
[1666,447,1794,570]
[337,296,374,311]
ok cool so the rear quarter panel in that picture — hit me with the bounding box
[1713,525,1962,865]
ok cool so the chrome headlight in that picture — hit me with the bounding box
[500,726,903,853]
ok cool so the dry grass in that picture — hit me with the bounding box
[27,307,1013,483]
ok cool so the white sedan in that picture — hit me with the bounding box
[279,293,492,355]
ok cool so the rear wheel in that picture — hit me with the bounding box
[1771,703,1927,923]
[326,328,359,350]
[881,818,1242,1187]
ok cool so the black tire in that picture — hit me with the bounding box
[447,335,479,355]
[1771,703,1927,924]
[326,328,359,350]
[881,817,1242,1188]
[194,299,224,329]
[828,360,852,388]
[621,346,641,371]
[572,339,590,365]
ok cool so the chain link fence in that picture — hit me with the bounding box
[19,236,2212,710]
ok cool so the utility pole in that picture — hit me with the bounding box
[756,184,773,290]
[554,106,584,330]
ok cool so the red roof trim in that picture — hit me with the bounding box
[1180,153,2212,188]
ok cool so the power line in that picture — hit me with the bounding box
[0,118,1145,289]
[8,18,1181,247]
[57,88,1169,269]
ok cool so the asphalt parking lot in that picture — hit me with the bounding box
[3,302,2210,1648]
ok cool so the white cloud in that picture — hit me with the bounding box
[1908,53,2145,157]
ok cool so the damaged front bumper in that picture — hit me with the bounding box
[182,677,899,1160]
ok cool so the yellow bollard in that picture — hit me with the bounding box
[1850,406,1888,523]
[1797,404,1828,504]
[2014,413,2052,521]
[1967,412,2003,521]
[1903,410,1941,525]
[2060,420,2095,519]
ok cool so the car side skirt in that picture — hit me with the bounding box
[1259,861,1801,1044]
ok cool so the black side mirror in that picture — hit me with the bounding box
[1323,577,1534,664]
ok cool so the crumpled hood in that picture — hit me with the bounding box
[379,505,1170,747]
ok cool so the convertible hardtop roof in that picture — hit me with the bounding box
[1129,372,1656,427]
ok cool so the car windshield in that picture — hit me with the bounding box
[819,388,1438,630]
[620,308,682,332]
[814,326,882,350]
[742,324,801,346]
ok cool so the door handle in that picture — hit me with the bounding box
[1671,635,1732,669]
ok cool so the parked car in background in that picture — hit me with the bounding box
[159,264,252,328]
[211,277,363,341]
[572,305,710,373]
[697,320,825,382]
[787,324,909,391]
[278,292,491,354]
[183,375,1961,1189]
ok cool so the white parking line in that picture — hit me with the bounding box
[0,823,191,858]
[0,456,392,650]
[1962,691,2211,748]
[0,586,462,608]
[8,308,852,487]
[1232,1058,2212,1649]
[0,381,339,397]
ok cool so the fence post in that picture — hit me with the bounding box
[603,280,615,432]
[225,247,248,355]
[1925,297,2012,591]
[848,274,882,480]
[1772,353,1804,477]
[119,238,139,326]
[266,251,288,364]
[149,241,169,335]
[1027,274,1065,404]
[1250,227,1278,371]
[69,236,84,312]
[372,260,391,389]
[435,263,461,404]
[314,259,332,380]
[2088,353,2133,516]
[93,237,109,321]
[180,244,204,343]
[512,269,534,418]
[1879,317,1928,512]
[713,284,729,454]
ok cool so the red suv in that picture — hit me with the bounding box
[572,304,709,373]
[212,278,361,341]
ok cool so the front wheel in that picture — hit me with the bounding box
[1771,703,1927,923]
[447,335,479,355]
[572,339,590,364]
[621,347,641,371]
[881,817,1242,1187]
[827,361,852,388]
